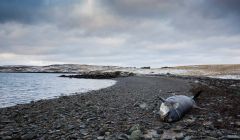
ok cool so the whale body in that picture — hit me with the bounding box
[159,91,201,122]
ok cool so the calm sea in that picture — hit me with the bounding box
[0,73,116,108]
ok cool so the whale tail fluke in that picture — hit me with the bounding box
[158,96,166,102]
[192,90,202,100]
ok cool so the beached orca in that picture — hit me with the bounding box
[159,91,202,122]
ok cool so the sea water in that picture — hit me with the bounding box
[0,73,116,108]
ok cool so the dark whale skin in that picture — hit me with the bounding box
[163,95,195,122]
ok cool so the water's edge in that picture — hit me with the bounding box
[0,73,116,108]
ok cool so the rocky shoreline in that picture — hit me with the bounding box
[0,75,240,139]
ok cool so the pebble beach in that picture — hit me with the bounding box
[1,75,240,139]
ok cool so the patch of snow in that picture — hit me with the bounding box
[208,75,240,80]
[130,68,190,75]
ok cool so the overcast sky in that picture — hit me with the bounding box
[0,0,239,67]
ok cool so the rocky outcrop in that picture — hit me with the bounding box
[59,71,135,79]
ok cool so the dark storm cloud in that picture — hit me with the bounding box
[0,0,47,23]
[101,0,240,33]
[0,0,239,66]
[102,0,240,19]
[0,0,80,23]
[209,0,240,17]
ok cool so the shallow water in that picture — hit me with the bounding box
[0,73,116,108]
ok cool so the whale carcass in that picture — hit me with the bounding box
[159,91,202,122]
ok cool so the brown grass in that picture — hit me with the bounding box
[173,64,240,76]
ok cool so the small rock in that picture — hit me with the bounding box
[86,117,97,122]
[204,136,217,140]
[209,131,220,138]
[54,123,62,129]
[106,121,114,124]
[143,130,160,139]
[184,118,196,124]
[21,133,36,140]
[162,123,171,129]
[2,136,12,140]
[172,126,183,133]
[235,122,240,127]
[175,133,184,140]
[99,129,106,136]
[83,135,91,139]
[68,133,78,139]
[203,121,214,129]
[156,129,164,134]
[67,124,75,130]
[80,129,88,136]
[139,103,147,109]
[198,118,204,121]
[133,102,139,107]
[216,131,223,137]
[105,132,111,136]
[161,130,184,140]
[183,136,191,140]
[117,134,129,140]
[1,120,14,124]
[143,135,152,140]
[0,131,12,136]
[130,130,142,140]
[194,80,199,84]
[230,84,237,87]
[79,124,86,128]
[97,136,105,140]
[129,124,140,133]
[85,101,93,106]
[217,119,223,123]
[223,135,240,140]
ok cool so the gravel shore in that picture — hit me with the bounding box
[1,75,240,139]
